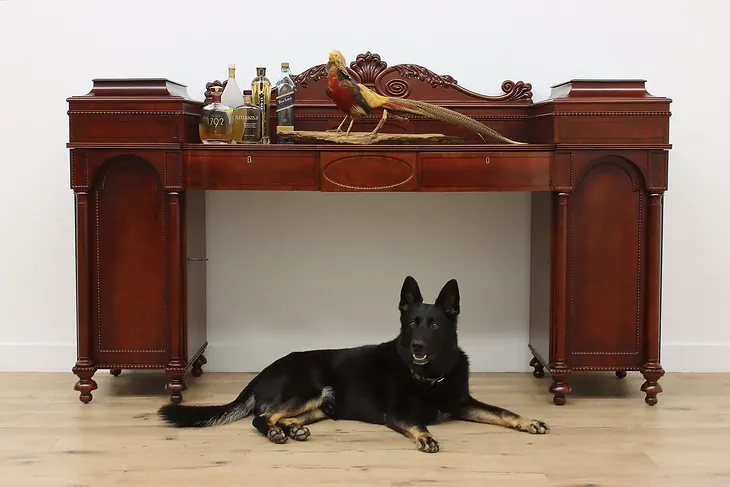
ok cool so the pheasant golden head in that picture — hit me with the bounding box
[328,50,348,71]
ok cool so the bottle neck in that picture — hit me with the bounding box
[228,67,235,79]
[243,95,253,104]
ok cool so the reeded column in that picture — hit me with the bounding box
[549,192,572,405]
[641,193,666,405]
[72,191,97,403]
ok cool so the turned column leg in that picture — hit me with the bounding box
[73,361,98,404]
[641,193,666,405]
[164,189,188,404]
[529,356,545,378]
[72,189,97,404]
[549,192,572,406]
[191,354,207,377]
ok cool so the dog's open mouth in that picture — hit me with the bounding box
[412,353,429,365]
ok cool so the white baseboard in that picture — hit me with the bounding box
[661,343,730,372]
[1,342,728,373]
[0,343,77,372]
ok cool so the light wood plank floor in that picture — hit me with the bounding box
[1,371,729,486]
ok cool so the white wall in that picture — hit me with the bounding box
[0,0,728,373]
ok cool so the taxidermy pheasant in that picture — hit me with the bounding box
[324,50,523,144]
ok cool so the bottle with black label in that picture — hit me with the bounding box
[275,62,295,144]
[232,90,262,144]
[251,67,271,144]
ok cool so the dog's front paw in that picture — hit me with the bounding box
[416,435,440,453]
[516,418,550,434]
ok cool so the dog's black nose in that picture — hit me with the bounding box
[411,340,426,354]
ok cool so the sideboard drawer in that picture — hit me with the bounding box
[419,152,551,190]
[185,151,318,190]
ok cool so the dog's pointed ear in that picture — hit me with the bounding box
[436,279,460,318]
[399,276,423,313]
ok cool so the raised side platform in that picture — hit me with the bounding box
[66,51,671,405]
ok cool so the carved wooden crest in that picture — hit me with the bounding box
[292,51,533,104]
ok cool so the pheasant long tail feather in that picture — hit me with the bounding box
[382,97,525,144]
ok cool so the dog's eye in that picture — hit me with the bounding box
[409,322,416,328]
[431,322,439,330]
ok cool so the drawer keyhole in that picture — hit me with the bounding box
[247,156,252,164]
[485,157,490,164]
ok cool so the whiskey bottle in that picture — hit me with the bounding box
[221,63,244,110]
[232,90,262,144]
[199,86,233,144]
[274,62,295,144]
[251,67,271,144]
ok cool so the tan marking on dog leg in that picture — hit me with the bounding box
[277,409,329,441]
[279,408,328,428]
[265,387,335,441]
[457,396,549,434]
[386,418,440,453]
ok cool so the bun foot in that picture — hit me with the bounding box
[110,369,122,377]
[73,364,98,404]
[615,371,627,379]
[641,366,665,406]
[191,354,207,378]
[552,395,566,406]
[165,370,187,404]
[529,356,545,378]
[549,371,571,406]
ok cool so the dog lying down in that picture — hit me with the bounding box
[158,276,549,453]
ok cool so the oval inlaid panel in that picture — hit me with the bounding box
[321,153,416,191]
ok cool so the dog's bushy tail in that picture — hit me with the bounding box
[158,378,257,428]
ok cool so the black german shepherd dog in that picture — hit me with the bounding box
[158,276,549,453]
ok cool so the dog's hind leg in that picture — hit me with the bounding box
[453,395,549,434]
[253,386,335,443]
[277,386,336,440]
[252,415,288,443]
[278,408,330,441]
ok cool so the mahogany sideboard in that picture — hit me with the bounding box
[66,51,671,406]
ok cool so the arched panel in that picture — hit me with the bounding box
[91,156,167,360]
[567,157,646,367]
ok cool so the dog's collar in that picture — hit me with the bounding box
[411,370,445,385]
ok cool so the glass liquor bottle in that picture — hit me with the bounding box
[221,63,244,110]
[232,90,262,144]
[199,86,233,144]
[251,67,271,144]
[274,62,295,144]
